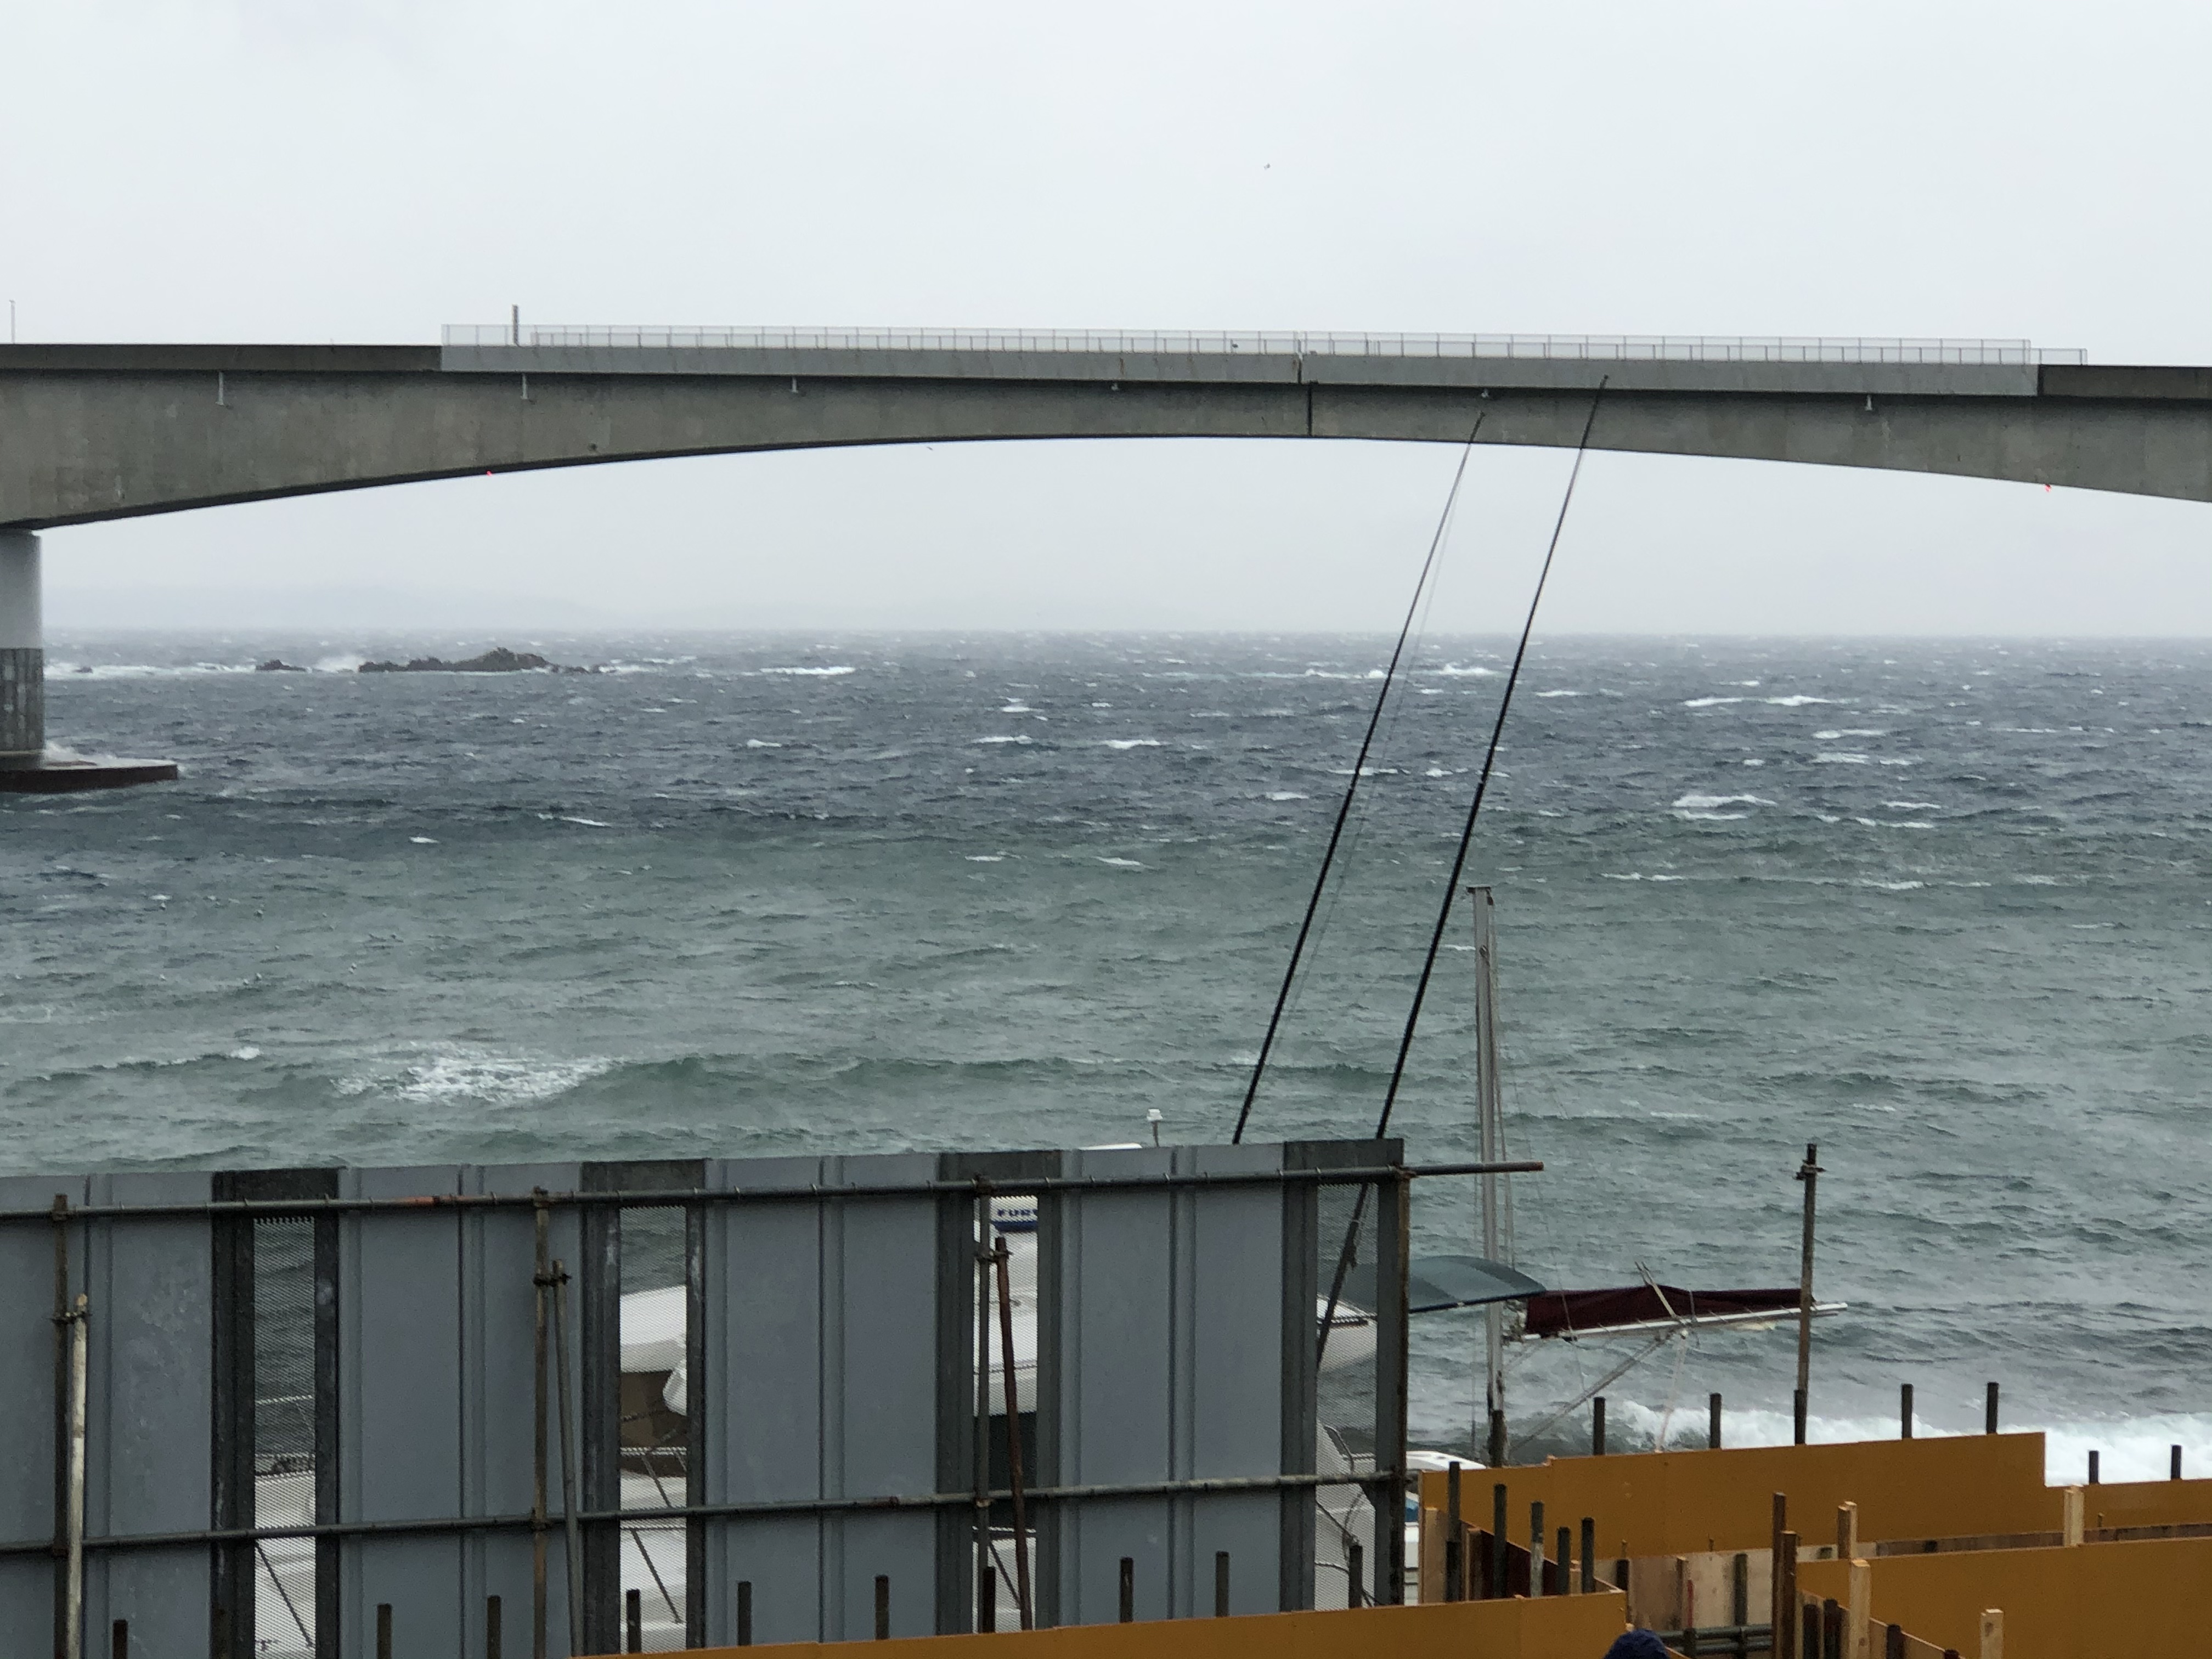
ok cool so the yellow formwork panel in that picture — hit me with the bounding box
[664,1592,1630,1659]
[1798,1534,2212,1659]
[1418,1435,2058,1558]
[2074,1476,2212,1534]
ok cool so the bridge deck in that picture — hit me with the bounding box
[2,335,2208,529]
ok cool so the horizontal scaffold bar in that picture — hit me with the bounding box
[0,1159,1541,1223]
[0,1468,1401,1558]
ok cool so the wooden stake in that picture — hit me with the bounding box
[1770,1494,1787,1657]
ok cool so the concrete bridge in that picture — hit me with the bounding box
[3,326,2210,789]
[6,329,2212,532]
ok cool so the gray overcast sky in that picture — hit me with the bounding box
[10,1,2212,635]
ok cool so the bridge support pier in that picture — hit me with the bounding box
[0,531,46,762]
[0,530,178,793]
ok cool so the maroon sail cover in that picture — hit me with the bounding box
[1521,1285,1804,1339]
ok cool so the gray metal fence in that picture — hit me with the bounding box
[0,1140,1425,1657]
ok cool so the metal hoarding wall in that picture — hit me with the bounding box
[0,1139,1406,1652]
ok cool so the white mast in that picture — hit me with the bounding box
[1469,884,1510,1464]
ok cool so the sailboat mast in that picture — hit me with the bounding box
[1469,884,1508,1464]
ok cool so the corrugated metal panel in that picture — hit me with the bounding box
[336,1163,583,1657]
[82,1171,216,1654]
[1036,1144,1298,1626]
[692,1153,949,1644]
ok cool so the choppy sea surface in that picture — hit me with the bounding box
[5,631,2209,1479]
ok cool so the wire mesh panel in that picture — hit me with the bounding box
[254,1217,319,1659]
[619,1204,688,1651]
[1313,1163,1390,1611]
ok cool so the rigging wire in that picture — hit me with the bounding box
[1252,542,1458,1084]
[1312,380,1608,1374]
[1373,379,1608,1139]
[1230,413,1487,1143]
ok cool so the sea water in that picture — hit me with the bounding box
[4,632,2208,1481]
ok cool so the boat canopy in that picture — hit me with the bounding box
[1522,1284,1831,1340]
[1341,1254,1547,1315]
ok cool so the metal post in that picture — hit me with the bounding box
[625,1589,642,1652]
[63,1291,88,1659]
[1528,1500,1544,1599]
[1444,1462,1462,1601]
[1214,1551,1229,1617]
[1593,1396,1606,1457]
[1116,1558,1133,1623]
[1900,1384,1914,1440]
[1556,1526,1571,1593]
[1709,1392,1722,1449]
[50,1193,72,1659]
[1469,888,1509,1459]
[992,1239,1033,1629]
[1769,1494,1786,1656]
[973,1197,992,1633]
[552,1260,585,1649]
[1793,1144,1821,1442]
[1347,1540,1363,1608]
[875,1575,891,1639]
[1985,1383,1999,1434]
[532,1197,550,1659]
[1579,1518,1594,1594]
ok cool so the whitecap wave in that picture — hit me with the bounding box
[340,1047,614,1107]
[973,735,1032,745]
[1765,695,1836,707]
[1102,739,1161,750]
[1266,791,1308,802]
[1684,696,1744,708]
[761,665,856,676]
[1672,793,1775,810]
[1816,729,1887,740]
[1096,856,1144,869]
[1814,752,1870,764]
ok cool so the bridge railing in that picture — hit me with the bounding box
[443,324,2085,366]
